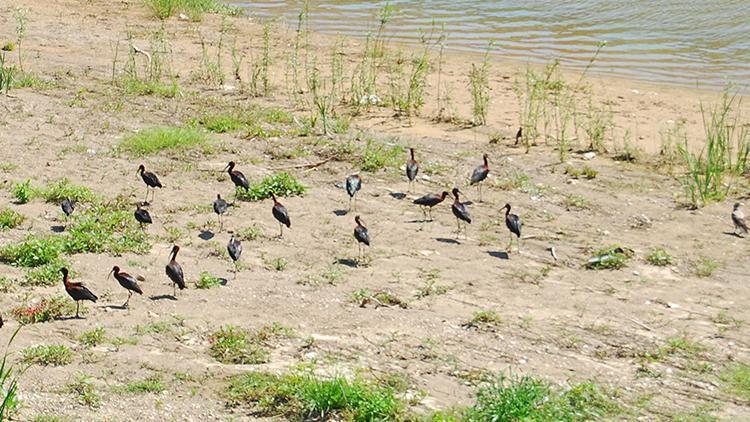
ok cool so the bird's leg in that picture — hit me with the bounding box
[507,233,513,252]
[123,291,132,308]
[173,283,176,297]
[348,197,352,212]
[143,187,149,205]
[478,183,483,203]
[279,223,284,238]
[455,218,460,238]
[75,301,80,319]
[517,235,522,252]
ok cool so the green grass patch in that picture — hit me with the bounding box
[209,325,270,365]
[119,375,166,394]
[586,245,633,270]
[78,328,106,348]
[692,257,719,278]
[237,224,263,241]
[720,362,750,401]
[144,0,240,19]
[65,201,150,255]
[465,310,502,330]
[646,248,673,266]
[464,375,619,421]
[120,78,178,98]
[66,373,101,408]
[21,345,74,366]
[10,178,98,204]
[235,172,306,201]
[119,127,212,157]
[22,259,72,287]
[360,139,405,172]
[11,296,77,324]
[195,271,223,289]
[225,370,403,420]
[0,235,65,267]
[11,179,32,204]
[0,208,24,230]
[0,276,14,293]
[194,106,293,134]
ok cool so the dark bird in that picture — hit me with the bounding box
[224,161,249,191]
[515,127,523,145]
[406,148,419,191]
[345,174,362,211]
[733,202,748,237]
[108,266,143,308]
[61,198,75,221]
[470,154,490,202]
[213,194,229,231]
[270,193,290,237]
[354,215,370,259]
[165,245,186,297]
[451,188,471,238]
[61,267,97,318]
[227,234,242,277]
[413,191,449,221]
[502,203,523,252]
[134,204,152,230]
[137,164,162,204]
[0,313,3,329]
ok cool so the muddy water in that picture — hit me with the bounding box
[235,0,750,90]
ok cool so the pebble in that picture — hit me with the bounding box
[583,152,596,160]
[633,271,640,276]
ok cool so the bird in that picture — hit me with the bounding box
[224,161,249,191]
[108,266,143,308]
[137,164,162,204]
[470,154,490,202]
[502,203,523,252]
[345,174,362,211]
[406,148,419,191]
[515,127,523,145]
[134,204,152,230]
[732,202,748,237]
[270,193,290,237]
[354,215,370,260]
[61,198,75,224]
[451,188,471,238]
[213,194,229,231]
[227,234,242,277]
[165,245,186,297]
[413,191,449,221]
[61,267,97,319]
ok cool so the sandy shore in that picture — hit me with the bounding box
[0,0,749,420]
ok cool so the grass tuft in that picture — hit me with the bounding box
[66,373,102,408]
[65,201,151,255]
[692,257,719,278]
[119,127,211,157]
[11,296,77,324]
[720,362,750,401]
[586,245,633,270]
[646,248,673,266]
[144,0,240,20]
[195,271,223,289]
[21,345,74,366]
[0,208,24,230]
[360,140,405,172]
[209,325,270,365]
[0,235,64,268]
[120,375,166,394]
[235,172,306,202]
[78,328,106,348]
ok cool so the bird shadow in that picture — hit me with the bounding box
[435,237,460,245]
[50,225,65,233]
[105,304,128,311]
[406,219,429,224]
[724,231,745,238]
[333,209,349,217]
[390,192,407,200]
[336,258,359,268]
[488,251,510,260]
[149,294,177,301]
[199,230,215,241]
[55,315,84,321]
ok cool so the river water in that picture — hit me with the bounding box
[234,0,750,90]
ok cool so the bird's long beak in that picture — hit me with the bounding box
[223,164,230,171]
[107,269,114,279]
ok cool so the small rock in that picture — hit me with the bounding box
[667,302,680,309]
[420,175,430,181]
[582,152,596,160]
[632,271,640,276]
[221,84,236,91]
[179,13,190,20]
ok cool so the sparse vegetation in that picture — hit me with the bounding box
[144,0,239,20]
[78,328,106,348]
[66,373,102,408]
[720,362,750,401]
[465,310,502,329]
[195,271,223,289]
[587,246,633,270]
[646,248,673,266]
[692,257,719,278]
[119,127,211,157]
[209,325,270,365]
[235,172,306,201]
[21,345,74,366]
[360,139,405,172]
[12,296,77,324]
[120,375,166,394]
[10,178,98,204]
[0,208,24,230]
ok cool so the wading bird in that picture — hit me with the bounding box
[470,154,490,202]
[345,174,362,211]
[354,215,370,259]
[224,161,249,191]
[108,266,143,308]
[227,234,242,277]
[413,191,449,221]
[406,148,419,191]
[213,194,228,231]
[165,245,186,297]
[137,164,162,204]
[502,203,523,252]
[515,127,523,145]
[134,204,152,230]
[451,188,471,238]
[61,267,97,318]
[733,203,748,237]
[270,193,290,237]
[61,198,75,225]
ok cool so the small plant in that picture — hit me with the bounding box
[0,235,64,268]
[79,327,106,347]
[661,335,709,357]
[195,271,223,289]
[119,127,211,157]
[11,296,76,324]
[587,246,633,270]
[209,325,269,365]
[11,179,32,204]
[415,280,449,299]
[21,345,74,366]
[235,172,306,202]
[23,259,72,287]
[721,362,750,401]
[360,139,405,172]
[0,208,24,230]
[468,44,492,126]
[646,248,673,266]
[237,225,263,241]
[0,276,14,293]
[120,375,165,394]
[66,373,101,408]
[144,0,238,20]
[711,311,743,331]
[37,178,98,203]
[466,310,502,329]
[692,257,719,278]
[1,328,24,418]
[268,257,287,272]
[564,165,597,180]
[65,201,150,255]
